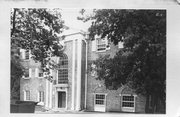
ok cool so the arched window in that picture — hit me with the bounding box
[58,54,68,84]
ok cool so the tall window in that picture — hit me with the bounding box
[122,95,135,108]
[25,90,30,101]
[39,91,44,102]
[23,68,31,78]
[25,50,29,59]
[38,69,44,78]
[24,69,29,78]
[58,54,68,84]
[95,94,106,105]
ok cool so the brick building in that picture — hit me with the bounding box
[19,32,146,113]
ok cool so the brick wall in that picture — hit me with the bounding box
[20,60,46,102]
[86,39,146,113]
[20,40,74,110]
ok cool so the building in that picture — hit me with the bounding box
[19,32,146,113]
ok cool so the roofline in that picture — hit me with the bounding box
[60,31,88,38]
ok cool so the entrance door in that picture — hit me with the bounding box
[58,92,66,108]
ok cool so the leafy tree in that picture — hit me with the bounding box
[11,8,65,100]
[79,9,166,113]
[11,8,66,79]
[11,46,24,101]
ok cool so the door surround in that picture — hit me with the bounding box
[55,87,68,110]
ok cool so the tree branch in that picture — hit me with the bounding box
[11,8,17,37]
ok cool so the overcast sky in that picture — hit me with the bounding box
[61,9,92,35]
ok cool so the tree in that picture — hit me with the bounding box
[11,8,65,101]
[79,9,166,113]
[11,46,24,101]
[11,8,66,78]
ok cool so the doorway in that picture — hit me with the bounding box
[58,91,66,108]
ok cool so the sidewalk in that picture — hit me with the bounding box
[34,105,136,114]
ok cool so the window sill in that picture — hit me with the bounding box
[22,77,31,79]
[94,104,105,106]
[54,84,68,88]
[96,48,110,53]
[24,100,31,101]
[122,107,135,108]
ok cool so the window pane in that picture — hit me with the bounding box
[97,39,106,45]
[59,54,68,68]
[26,90,30,100]
[24,69,29,77]
[58,69,68,84]
[97,38,106,51]
[38,69,43,77]
[39,91,44,102]
[39,73,43,77]
[122,102,134,107]
[25,50,29,59]
[123,96,134,101]
[95,94,105,105]
[96,94,105,99]
[97,44,106,51]
[122,95,135,107]
[58,54,68,84]
[95,100,104,105]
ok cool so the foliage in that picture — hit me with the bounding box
[79,9,166,113]
[10,8,65,101]
[11,8,66,79]
[11,48,24,100]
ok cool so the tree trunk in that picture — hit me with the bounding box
[11,8,17,37]
[152,93,159,113]
[145,94,150,113]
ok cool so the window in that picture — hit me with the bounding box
[35,68,44,78]
[39,72,44,77]
[19,49,30,60]
[95,94,106,105]
[25,50,29,59]
[23,68,31,78]
[97,38,106,51]
[58,54,68,84]
[122,95,135,108]
[39,91,44,102]
[92,36,110,52]
[58,69,68,84]
[24,70,29,77]
[25,90,30,101]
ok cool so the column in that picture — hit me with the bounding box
[45,79,49,108]
[49,82,52,108]
[76,39,82,110]
[71,39,76,110]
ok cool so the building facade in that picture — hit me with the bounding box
[19,32,146,113]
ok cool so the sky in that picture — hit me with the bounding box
[60,9,92,35]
